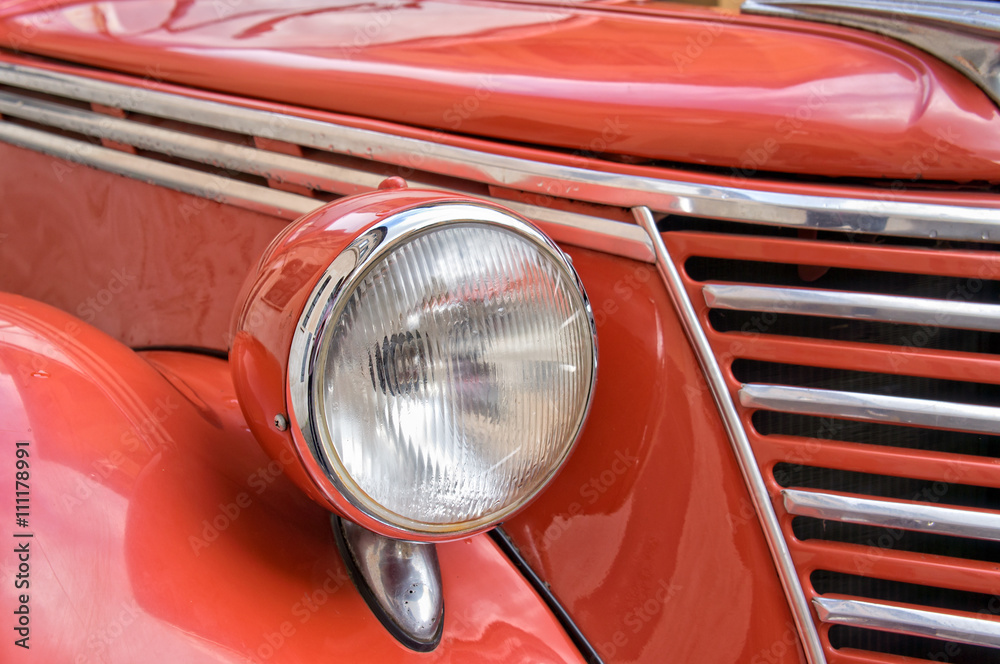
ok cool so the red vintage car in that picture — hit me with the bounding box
[2,1,1000,662]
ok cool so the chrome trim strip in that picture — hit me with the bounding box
[0,121,316,220]
[1,62,998,244]
[814,597,1000,649]
[740,383,1000,435]
[783,489,1000,541]
[490,199,653,263]
[634,207,826,664]
[743,1,1000,107]
[703,283,1000,333]
[0,90,385,195]
[0,85,652,262]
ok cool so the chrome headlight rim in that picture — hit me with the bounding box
[287,201,597,540]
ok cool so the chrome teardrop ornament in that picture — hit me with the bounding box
[332,516,444,651]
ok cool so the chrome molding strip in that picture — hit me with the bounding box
[0,121,317,220]
[741,383,1000,435]
[703,283,1000,333]
[0,88,652,262]
[814,597,1000,649]
[493,199,653,263]
[743,1,1000,107]
[783,489,1000,541]
[0,90,386,195]
[635,207,826,664]
[1,62,998,243]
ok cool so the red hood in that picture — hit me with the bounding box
[1,0,999,182]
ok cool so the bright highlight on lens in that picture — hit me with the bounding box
[310,210,595,534]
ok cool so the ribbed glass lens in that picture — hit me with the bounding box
[315,221,594,530]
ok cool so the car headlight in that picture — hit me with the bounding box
[232,189,596,540]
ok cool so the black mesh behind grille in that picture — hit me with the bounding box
[773,464,1000,511]
[792,517,1000,564]
[755,412,1000,459]
[687,256,1000,303]
[829,626,1000,663]
[734,360,1000,406]
[812,571,999,614]
[710,308,1000,355]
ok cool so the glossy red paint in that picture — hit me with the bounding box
[1,0,999,182]
[0,141,288,351]
[668,227,1000,663]
[505,246,806,664]
[0,293,586,663]
[230,188,533,539]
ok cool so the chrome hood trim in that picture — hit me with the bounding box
[744,0,1000,106]
[1,62,998,246]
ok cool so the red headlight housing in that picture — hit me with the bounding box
[231,188,597,541]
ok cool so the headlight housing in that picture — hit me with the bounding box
[232,190,596,541]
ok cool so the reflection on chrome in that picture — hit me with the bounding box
[814,597,1000,649]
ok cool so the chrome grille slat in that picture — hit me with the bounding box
[813,597,1000,649]
[703,283,1000,333]
[739,383,1000,435]
[783,489,1000,542]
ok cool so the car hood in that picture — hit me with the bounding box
[1,0,999,182]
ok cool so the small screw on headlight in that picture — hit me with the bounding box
[273,413,289,431]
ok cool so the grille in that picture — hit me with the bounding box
[665,222,1000,662]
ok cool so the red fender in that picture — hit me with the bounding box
[0,293,583,663]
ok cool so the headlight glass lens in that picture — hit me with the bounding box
[313,215,594,532]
